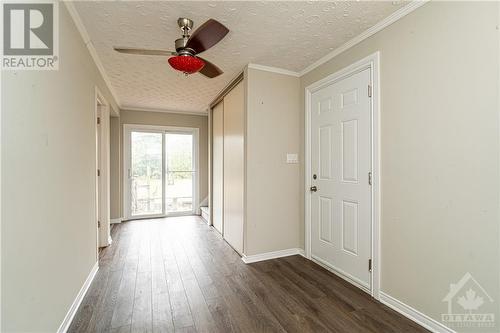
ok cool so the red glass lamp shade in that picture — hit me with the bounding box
[168,55,205,74]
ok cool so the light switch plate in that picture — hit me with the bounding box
[286,153,299,164]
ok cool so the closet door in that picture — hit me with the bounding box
[212,102,224,234]
[223,81,245,254]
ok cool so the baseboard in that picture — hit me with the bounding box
[242,248,304,264]
[57,262,99,333]
[110,217,122,224]
[379,291,455,333]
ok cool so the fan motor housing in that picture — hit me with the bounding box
[175,38,194,56]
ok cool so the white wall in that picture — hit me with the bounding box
[300,1,500,326]
[245,67,301,255]
[1,4,118,331]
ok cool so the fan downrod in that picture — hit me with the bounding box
[177,18,194,36]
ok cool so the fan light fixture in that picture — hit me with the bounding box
[114,18,228,78]
[168,55,205,75]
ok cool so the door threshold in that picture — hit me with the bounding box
[123,213,198,222]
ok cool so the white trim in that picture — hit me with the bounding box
[122,106,208,117]
[379,292,456,333]
[241,248,303,264]
[57,262,99,333]
[304,52,380,299]
[64,2,120,108]
[96,87,112,249]
[247,63,300,77]
[298,1,429,76]
[110,217,122,224]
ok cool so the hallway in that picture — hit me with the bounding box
[68,217,427,333]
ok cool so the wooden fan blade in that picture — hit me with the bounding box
[198,57,223,78]
[185,19,229,54]
[113,47,176,56]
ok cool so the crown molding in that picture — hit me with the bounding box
[299,0,429,76]
[247,63,300,77]
[64,2,121,109]
[121,106,208,117]
[209,71,245,109]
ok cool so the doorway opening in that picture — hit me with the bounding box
[123,124,199,220]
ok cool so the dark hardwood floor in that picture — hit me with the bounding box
[68,216,428,333]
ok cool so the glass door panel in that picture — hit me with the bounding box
[165,133,194,214]
[130,131,163,217]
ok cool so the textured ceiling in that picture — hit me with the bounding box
[74,1,407,113]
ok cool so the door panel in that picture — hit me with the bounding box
[311,68,371,290]
[130,131,164,217]
[98,105,111,247]
[223,81,244,254]
[212,102,224,233]
[319,196,333,243]
[165,133,195,214]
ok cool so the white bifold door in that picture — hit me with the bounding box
[124,126,198,220]
[310,68,372,291]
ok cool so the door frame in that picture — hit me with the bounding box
[122,123,200,220]
[210,101,224,234]
[95,87,111,252]
[304,52,380,299]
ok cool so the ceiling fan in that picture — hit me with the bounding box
[113,18,229,78]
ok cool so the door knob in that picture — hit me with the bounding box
[310,186,317,192]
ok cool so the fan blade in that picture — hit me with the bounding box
[113,47,176,56]
[185,19,229,54]
[198,57,223,78]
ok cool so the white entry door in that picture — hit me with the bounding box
[310,68,372,291]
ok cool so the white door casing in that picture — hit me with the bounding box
[96,92,111,248]
[212,102,224,234]
[306,53,380,297]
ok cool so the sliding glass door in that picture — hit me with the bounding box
[165,133,195,214]
[124,125,198,220]
[130,131,164,218]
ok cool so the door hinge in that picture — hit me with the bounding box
[368,85,372,98]
[368,259,372,272]
[98,220,101,228]
[368,172,372,186]
[97,117,101,125]
[97,169,100,177]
